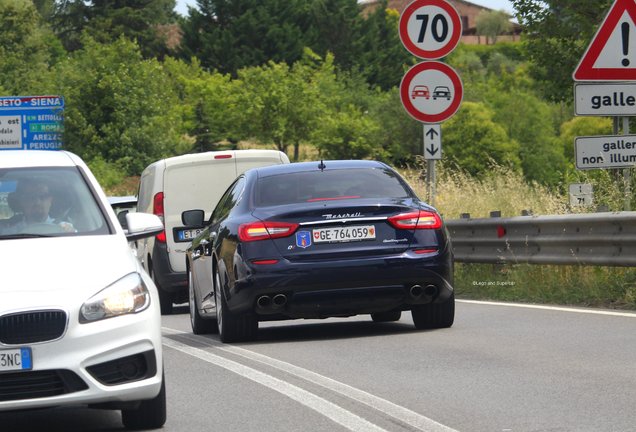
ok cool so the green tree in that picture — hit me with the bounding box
[365,87,421,164]
[180,0,307,75]
[312,104,381,159]
[557,116,613,164]
[162,57,238,152]
[0,0,62,93]
[354,5,413,90]
[511,0,613,102]
[180,0,374,80]
[310,59,388,160]
[232,51,329,160]
[303,0,364,72]
[475,10,512,44]
[487,85,567,185]
[442,102,521,176]
[41,37,189,174]
[33,0,55,20]
[52,0,177,58]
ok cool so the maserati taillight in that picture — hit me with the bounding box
[388,210,442,230]
[238,221,299,242]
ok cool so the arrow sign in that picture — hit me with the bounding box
[424,124,441,160]
[574,0,636,80]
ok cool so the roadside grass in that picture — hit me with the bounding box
[400,162,568,219]
[401,162,636,311]
[456,264,636,310]
[105,175,140,196]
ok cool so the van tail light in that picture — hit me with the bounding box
[153,192,166,243]
[238,221,299,242]
[388,210,442,230]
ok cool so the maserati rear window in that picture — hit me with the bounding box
[255,168,411,207]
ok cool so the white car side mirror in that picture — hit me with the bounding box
[125,212,163,241]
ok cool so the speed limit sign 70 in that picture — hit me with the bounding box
[399,0,462,59]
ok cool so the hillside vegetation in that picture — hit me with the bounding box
[3,0,634,309]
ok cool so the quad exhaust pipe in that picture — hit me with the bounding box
[256,294,288,312]
[409,284,438,300]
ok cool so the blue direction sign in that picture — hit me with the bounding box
[0,95,64,150]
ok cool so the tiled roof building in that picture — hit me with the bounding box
[360,0,521,44]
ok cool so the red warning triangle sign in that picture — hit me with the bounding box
[574,0,636,81]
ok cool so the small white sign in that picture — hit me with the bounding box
[575,134,636,169]
[574,82,636,115]
[569,183,594,207]
[0,115,22,149]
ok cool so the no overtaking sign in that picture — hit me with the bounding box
[400,61,463,124]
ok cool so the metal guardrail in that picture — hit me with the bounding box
[445,211,636,267]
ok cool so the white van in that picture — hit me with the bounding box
[136,149,290,314]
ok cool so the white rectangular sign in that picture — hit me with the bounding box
[568,183,593,207]
[574,83,636,116]
[575,134,636,170]
[0,115,22,149]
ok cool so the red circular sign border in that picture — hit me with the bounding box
[399,0,462,59]
[399,61,463,123]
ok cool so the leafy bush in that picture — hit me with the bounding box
[86,156,126,190]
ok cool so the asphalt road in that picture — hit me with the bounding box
[3,300,636,432]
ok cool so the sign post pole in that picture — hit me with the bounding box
[423,123,441,203]
[623,117,632,210]
[427,159,436,205]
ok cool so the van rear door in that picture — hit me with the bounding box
[164,153,237,273]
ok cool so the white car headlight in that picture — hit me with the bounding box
[80,273,150,323]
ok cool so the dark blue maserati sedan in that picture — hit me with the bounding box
[182,160,454,342]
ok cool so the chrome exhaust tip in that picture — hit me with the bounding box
[256,295,272,309]
[409,285,423,299]
[272,294,287,307]
[424,284,438,297]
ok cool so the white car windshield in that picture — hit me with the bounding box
[0,167,110,238]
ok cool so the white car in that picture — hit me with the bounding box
[0,150,166,430]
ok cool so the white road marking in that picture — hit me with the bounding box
[162,335,387,432]
[163,327,459,432]
[457,299,636,318]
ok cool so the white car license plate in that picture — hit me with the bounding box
[313,225,376,243]
[177,228,203,242]
[0,347,32,372]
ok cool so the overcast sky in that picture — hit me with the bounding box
[174,0,515,17]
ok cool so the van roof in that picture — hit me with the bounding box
[141,149,287,174]
[164,149,285,168]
